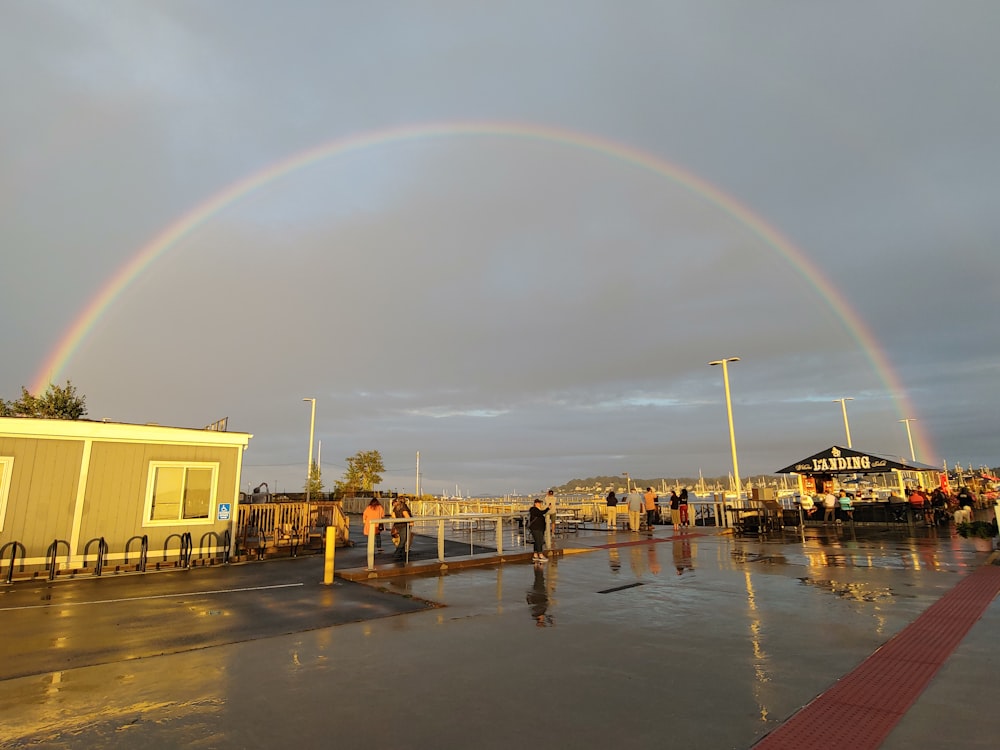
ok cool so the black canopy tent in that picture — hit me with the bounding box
[776,445,941,497]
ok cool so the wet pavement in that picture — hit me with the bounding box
[0,524,996,749]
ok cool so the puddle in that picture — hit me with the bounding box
[731,551,788,565]
[798,577,894,602]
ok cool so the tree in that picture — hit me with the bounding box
[335,449,385,495]
[305,461,324,498]
[1,381,87,419]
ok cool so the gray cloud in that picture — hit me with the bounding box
[3,1,998,494]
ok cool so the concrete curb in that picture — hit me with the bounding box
[336,549,567,581]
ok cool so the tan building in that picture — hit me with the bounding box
[0,416,251,578]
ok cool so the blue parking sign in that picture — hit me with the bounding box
[217,503,231,521]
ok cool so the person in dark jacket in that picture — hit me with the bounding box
[679,488,691,528]
[528,498,550,563]
[605,490,619,530]
[391,497,412,561]
[669,490,682,530]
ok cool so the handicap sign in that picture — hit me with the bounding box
[217,503,231,521]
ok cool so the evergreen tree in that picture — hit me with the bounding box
[305,461,324,497]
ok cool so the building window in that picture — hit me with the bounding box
[144,462,218,526]
[0,457,12,532]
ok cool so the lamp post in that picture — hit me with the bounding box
[622,472,631,494]
[303,398,316,502]
[899,418,917,461]
[709,357,742,497]
[833,397,854,448]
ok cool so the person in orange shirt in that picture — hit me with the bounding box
[643,487,658,530]
[362,497,385,553]
[908,487,932,525]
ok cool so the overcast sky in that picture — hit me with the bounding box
[2,2,998,496]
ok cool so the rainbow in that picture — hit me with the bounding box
[31,120,933,460]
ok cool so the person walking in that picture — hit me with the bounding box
[605,490,619,530]
[626,491,643,532]
[643,487,658,530]
[391,497,412,561]
[362,497,385,553]
[528,497,549,562]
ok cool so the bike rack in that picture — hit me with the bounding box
[197,530,224,562]
[239,525,268,560]
[83,537,109,577]
[46,539,71,581]
[163,532,193,568]
[124,534,148,572]
[279,526,302,558]
[181,531,193,567]
[2,541,25,584]
[221,528,231,564]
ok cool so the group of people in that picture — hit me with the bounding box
[362,496,413,561]
[798,489,857,522]
[907,486,978,526]
[797,484,985,527]
[358,481,989,566]
[604,487,692,532]
[364,490,561,565]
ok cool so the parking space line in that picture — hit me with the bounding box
[0,582,304,611]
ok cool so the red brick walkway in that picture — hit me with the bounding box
[754,563,1000,749]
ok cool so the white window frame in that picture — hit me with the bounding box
[143,461,219,527]
[0,456,12,532]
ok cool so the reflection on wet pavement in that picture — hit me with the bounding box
[672,538,694,575]
[0,529,993,749]
[798,577,895,602]
[526,565,553,626]
[732,535,984,571]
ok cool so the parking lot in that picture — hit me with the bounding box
[0,525,997,749]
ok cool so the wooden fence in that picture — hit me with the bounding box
[236,501,350,556]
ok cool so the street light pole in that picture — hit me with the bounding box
[709,357,742,497]
[303,398,316,502]
[899,418,917,461]
[622,472,631,494]
[833,397,854,448]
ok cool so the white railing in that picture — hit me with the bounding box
[342,496,607,519]
[346,495,737,534]
[363,512,528,571]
